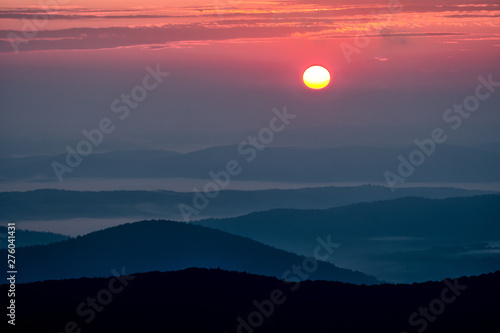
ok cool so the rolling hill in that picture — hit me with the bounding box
[3,268,498,333]
[4,220,378,284]
[194,195,500,283]
[0,185,491,221]
[0,225,69,248]
[1,145,500,182]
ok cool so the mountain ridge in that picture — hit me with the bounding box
[0,185,493,221]
[2,268,498,333]
[1,145,500,182]
[4,219,378,285]
[194,194,500,283]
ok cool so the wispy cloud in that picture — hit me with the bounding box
[1,0,499,52]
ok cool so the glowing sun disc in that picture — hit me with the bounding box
[303,65,331,90]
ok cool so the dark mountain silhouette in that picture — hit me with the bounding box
[2,268,498,333]
[194,195,500,283]
[0,226,69,248]
[0,185,492,221]
[1,145,500,182]
[4,220,378,284]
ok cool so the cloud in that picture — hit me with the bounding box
[0,23,327,52]
[444,14,500,18]
[1,0,498,53]
[0,13,183,20]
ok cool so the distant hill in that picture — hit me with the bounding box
[194,195,500,283]
[0,185,492,221]
[1,145,500,182]
[0,225,69,248]
[3,268,499,333]
[4,220,378,284]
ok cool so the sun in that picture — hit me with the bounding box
[303,65,331,90]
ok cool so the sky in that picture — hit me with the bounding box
[0,0,499,156]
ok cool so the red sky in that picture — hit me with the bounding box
[0,0,499,155]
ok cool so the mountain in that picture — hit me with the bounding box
[4,220,378,284]
[3,268,499,333]
[0,185,492,222]
[0,226,69,249]
[1,145,500,182]
[194,195,500,283]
